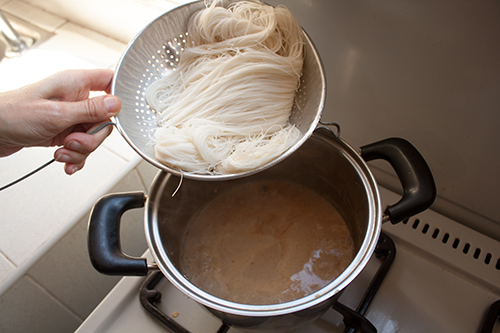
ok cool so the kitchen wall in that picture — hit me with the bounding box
[272,0,500,241]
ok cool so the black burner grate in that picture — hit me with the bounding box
[334,232,395,333]
[479,299,500,333]
[140,232,396,333]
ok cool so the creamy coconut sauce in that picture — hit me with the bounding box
[180,181,354,305]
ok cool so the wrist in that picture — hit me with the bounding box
[0,94,19,157]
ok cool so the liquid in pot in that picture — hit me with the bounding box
[180,180,354,305]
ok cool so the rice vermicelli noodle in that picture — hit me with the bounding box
[146,0,304,175]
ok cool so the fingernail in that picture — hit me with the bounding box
[103,96,119,113]
[66,140,81,151]
[68,166,80,175]
[55,154,70,162]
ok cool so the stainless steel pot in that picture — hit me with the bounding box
[88,128,435,332]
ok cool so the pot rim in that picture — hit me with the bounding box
[145,135,382,317]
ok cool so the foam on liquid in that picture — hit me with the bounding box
[180,181,354,305]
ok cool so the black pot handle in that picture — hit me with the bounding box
[88,192,148,275]
[360,138,436,224]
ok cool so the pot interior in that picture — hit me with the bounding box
[146,129,381,310]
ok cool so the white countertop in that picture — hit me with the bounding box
[0,0,169,291]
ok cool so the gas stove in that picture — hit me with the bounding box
[76,187,500,333]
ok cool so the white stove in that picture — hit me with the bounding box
[76,187,500,333]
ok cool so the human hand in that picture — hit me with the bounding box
[0,69,121,175]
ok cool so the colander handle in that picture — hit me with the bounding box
[88,192,148,276]
[360,138,436,224]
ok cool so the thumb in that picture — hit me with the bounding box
[61,95,121,126]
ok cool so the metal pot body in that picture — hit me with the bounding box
[144,128,382,332]
[88,128,435,332]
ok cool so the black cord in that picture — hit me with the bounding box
[0,159,56,191]
[0,122,116,192]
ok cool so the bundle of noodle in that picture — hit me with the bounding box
[146,0,304,174]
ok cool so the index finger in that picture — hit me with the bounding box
[81,69,115,94]
[34,69,115,101]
